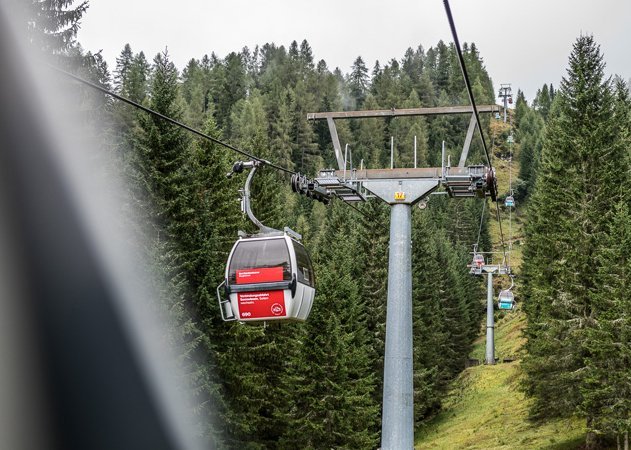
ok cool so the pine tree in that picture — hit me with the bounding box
[411,212,483,423]
[516,107,544,200]
[583,202,631,441]
[514,89,528,128]
[279,202,380,449]
[114,44,133,93]
[348,56,370,108]
[289,82,320,175]
[268,91,295,172]
[25,0,88,55]
[354,94,386,167]
[521,36,629,448]
[217,91,309,449]
[388,90,429,168]
[355,201,389,408]
[214,52,247,134]
[181,58,213,129]
[298,39,315,75]
[127,51,151,103]
[122,49,229,446]
[533,83,553,120]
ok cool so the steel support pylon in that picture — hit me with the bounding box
[485,271,495,365]
[381,203,414,449]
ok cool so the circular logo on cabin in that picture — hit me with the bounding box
[271,303,284,316]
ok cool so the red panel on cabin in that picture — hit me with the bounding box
[236,267,284,284]
[237,290,286,319]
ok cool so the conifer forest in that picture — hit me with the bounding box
[4,1,631,449]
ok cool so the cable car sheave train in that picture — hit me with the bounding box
[217,161,316,323]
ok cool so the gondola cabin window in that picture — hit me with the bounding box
[228,238,291,284]
[294,241,315,287]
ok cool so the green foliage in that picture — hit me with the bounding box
[583,202,631,438]
[348,56,370,108]
[25,0,88,55]
[280,202,380,449]
[521,35,631,446]
[533,83,556,120]
[65,5,631,443]
[516,106,544,200]
[99,34,499,448]
[410,201,487,425]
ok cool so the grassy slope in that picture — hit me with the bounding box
[415,310,586,449]
[414,117,588,449]
[414,360,585,450]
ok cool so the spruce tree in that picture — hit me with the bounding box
[353,94,386,168]
[521,36,629,448]
[348,56,370,108]
[516,107,544,199]
[114,44,134,93]
[288,82,320,175]
[583,202,631,441]
[280,201,380,449]
[25,0,88,55]
[124,49,228,446]
[217,92,307,449]
[355,201,389,408]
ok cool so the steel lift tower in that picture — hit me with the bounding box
[298,104,500,449]
[498,84,513,123]
[469,258,510,364]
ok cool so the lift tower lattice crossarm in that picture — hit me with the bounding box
[308,105,500,172]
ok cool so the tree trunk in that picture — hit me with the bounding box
[624,431,628,450]
[585,417,597,450]
[586,431,597,450]
[618,434,621,450]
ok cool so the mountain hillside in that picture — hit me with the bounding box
[415,312,587,450]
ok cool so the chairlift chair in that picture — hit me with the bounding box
[498,289,514,310]
[472,253,485,268]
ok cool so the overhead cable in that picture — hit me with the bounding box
[442,0,493,168]
[443,0,509,266]
[49,65,296,175]
[50,65,387,225]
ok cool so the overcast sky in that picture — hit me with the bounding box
[77,0,631,103]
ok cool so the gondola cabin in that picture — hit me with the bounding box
[217,233,315,322]
[498,289,515,310]
[505,195,515,207]
[495,112,501,120]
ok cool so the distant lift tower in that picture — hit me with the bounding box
[303,104,500,450]
[469,255,510,365]
[498,84,512,123]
